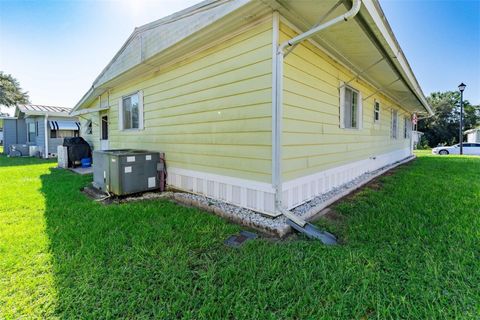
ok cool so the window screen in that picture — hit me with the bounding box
[122,93,139,129]
[391,110,398,139]
[343,87,359,129]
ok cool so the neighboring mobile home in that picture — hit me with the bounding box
[2,105,79,158]
[71,0,433,216]
[465,127,480,143]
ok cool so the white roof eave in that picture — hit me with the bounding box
[71,0,253,114]
[362,0,433,115]
[72,0,432,117]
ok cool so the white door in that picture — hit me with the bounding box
[100,114,109,150]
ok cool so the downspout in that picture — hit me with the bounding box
[272,0,362,222]
[44,115,49,158]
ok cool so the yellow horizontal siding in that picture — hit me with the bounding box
[103,18,273,183]
[144,89,271,120]
[77,14,416,186]
[280,22,412,181]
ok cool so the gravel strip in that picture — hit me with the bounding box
[172,192,290,236]
[291,172,377,217]
[291,156,414,218]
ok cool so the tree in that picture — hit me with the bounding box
[0,71,29,107]
[418,91,480,147]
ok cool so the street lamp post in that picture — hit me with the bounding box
[458,83,466,155]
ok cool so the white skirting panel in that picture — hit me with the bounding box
[167,167,277,216]
[282,147,412,210]
[167,148,411,216]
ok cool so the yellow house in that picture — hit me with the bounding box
[71,0,433,217]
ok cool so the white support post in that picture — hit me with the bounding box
[44,114,49,158]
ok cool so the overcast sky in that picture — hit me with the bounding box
[1,0,479,108]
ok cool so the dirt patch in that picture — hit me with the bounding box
[365,180,383,190]
[317,208,346,226]
[336,159,414,204]
[81,185,172,205]
[322,208,347,223]
[81,185,109,201]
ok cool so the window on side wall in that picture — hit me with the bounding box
[119,91,144,130]
[374,100,380,123]
[391,109,398,139]
[340,85,362,129]
[404,116,411,139]
[51,130,78,139]
[84,120,93,135]
[28,122,36,142]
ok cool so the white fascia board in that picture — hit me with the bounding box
[23,111,71,117]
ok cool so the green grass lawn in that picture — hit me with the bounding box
[1,152,479,319]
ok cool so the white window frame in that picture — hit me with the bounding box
[339,84,363,130]
[119,90,144,131]
[391,109,398,139]
[374,100,380,123]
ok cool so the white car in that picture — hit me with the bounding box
[432,143,480,155]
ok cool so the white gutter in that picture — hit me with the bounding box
[278,0,362,53]
[272,0,362,215]
[70,106,109,116]
[44,114,49,159]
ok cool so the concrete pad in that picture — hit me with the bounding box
[68,166,93,175]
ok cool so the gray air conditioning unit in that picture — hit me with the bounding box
[93,149,166,196]
[9,144,30,157]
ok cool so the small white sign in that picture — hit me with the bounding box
[148,177,156,188]
[125,166,132,173]
[127,156,136,162]
[146,155,152,161]
[111,158,116,162]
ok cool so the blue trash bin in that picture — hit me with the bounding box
[81,157,92,168]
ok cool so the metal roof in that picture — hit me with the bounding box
[16,104,73,117]
[18,104,72,114]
